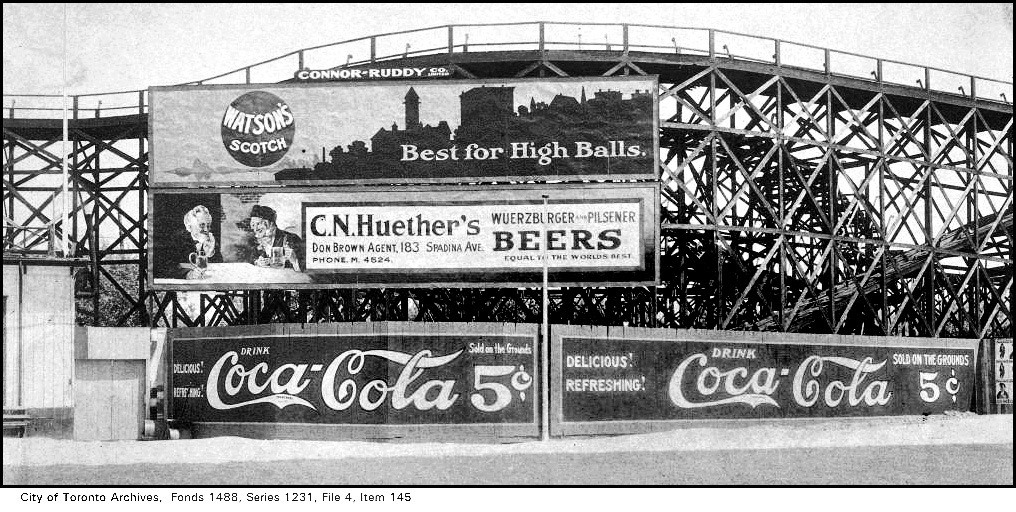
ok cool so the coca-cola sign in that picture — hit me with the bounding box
[170,325,537,426]
[555,327,976,430]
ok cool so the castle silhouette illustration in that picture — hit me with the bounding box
[274,85,653,181]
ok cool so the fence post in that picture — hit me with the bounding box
[539,22,545,53]
[298,50,304,70]
[48,224,57,256]
[774,39,781,66]
[978,338,992,414]
[622,24,629,54]
[370,37,376,63]
[824,49,830,74]
[708,29,715,58]
[448,26,454,54]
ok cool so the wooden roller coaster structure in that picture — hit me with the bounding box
[3,22,1012,339]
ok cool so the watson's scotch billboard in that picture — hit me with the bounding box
[149,76,658,185]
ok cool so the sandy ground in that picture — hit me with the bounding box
[3,412,1011,467]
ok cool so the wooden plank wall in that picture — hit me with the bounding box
[73,360,104,440]
[2,264,76,415]
[72,326,151,440]
[21,266,76,411]
[74,359,145,441]
[2,265,21,407]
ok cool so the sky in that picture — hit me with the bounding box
[2,3,1013,97]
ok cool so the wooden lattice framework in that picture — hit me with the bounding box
[4,23,1011,338]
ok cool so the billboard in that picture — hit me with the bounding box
[149,183,659,290]
[551,326,978,436]
[996,339,1013,406]
[149,76,658,185]
[168,323,538,436]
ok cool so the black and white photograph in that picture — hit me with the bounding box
[151,77,657,185]
[2,3,1012,508]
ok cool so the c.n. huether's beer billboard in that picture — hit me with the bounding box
[149,183,659,290]
[149,76,658,185]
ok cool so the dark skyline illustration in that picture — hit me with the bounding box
[274,85,654,181]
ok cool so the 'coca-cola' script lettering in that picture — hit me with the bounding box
[667,353,893,410]
[206,349,464,412]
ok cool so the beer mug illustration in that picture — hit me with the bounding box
[189,247,209,271]
[284,246,298,271]
[270,246,285,269]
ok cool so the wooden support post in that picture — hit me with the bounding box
[541,194,550,441]
[777,79,786,329]
[924,104,934,335]
[710,70,723,324]
[139,120,148,326]
[827,86,836,330]
[977,338,991,414]
[878,95,888,333]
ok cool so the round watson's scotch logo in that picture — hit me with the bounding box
[220,91,295,167]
